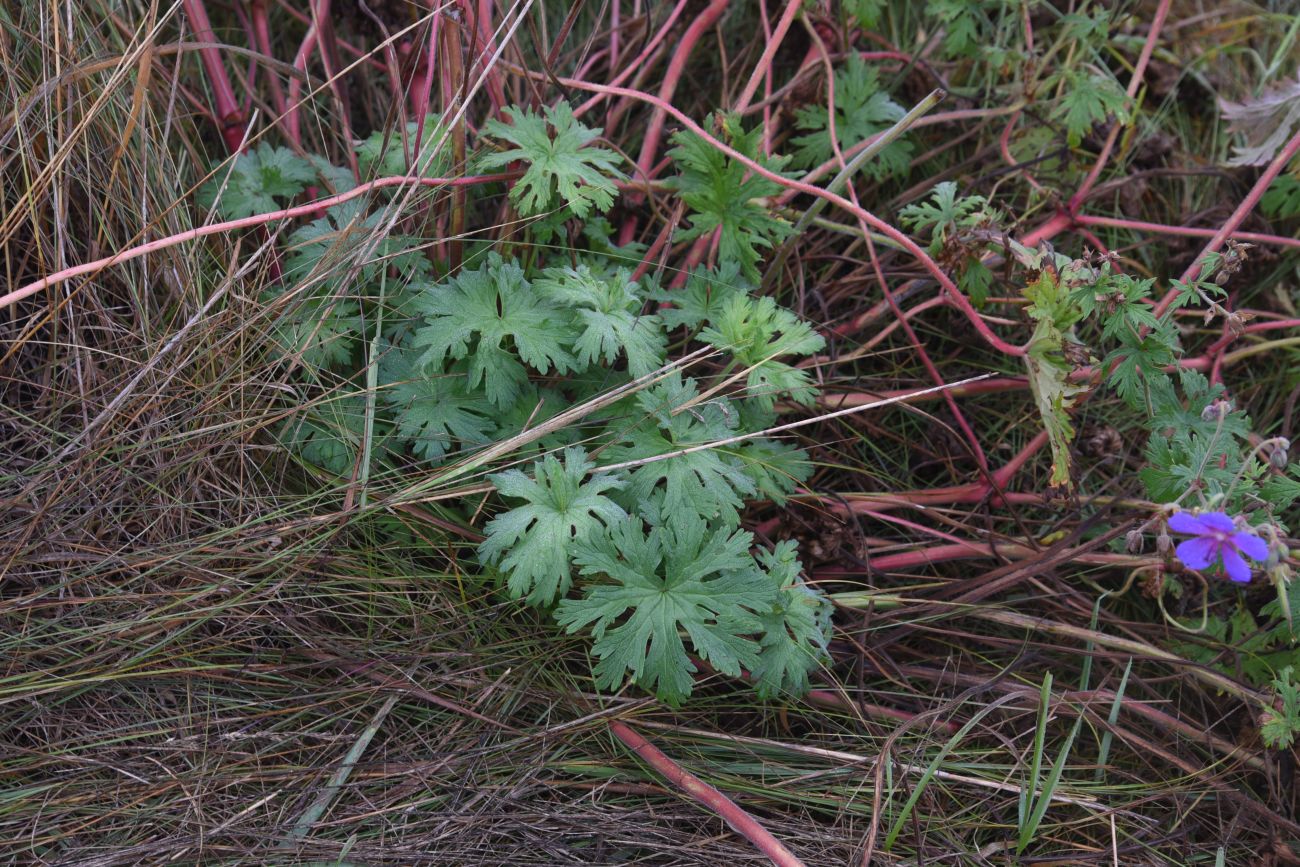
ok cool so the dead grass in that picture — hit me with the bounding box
[2,1,1299,865]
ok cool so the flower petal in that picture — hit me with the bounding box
[1175,537,1218,570]
[1194,511,1236,533]
[1230,531,1269,562]
[1220,547,1253,583]
[1167,512,1209,535]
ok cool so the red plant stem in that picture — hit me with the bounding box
[815,540,1148,574]
[850,506,980,547]
[999,110,1044,193]
[550,76,1028,356]
[3,173,516,312]
[609,721,808,867]
[284,21,317,146]
[574,0,691,120]
[1069,0,1173,210]
[1156,126,1300,315]
[249,0,286,118]
[412,14,443,148]
[622,0,730,247]
[816,377,1030,408]
[1206,317,1300,354]
[862,232,990,471]
[466,0,507,114]
[182,0,246,152]
[801,690,961,734]
[1075,213,1300,250]
[608,0,620,74]
[733,0,800,113]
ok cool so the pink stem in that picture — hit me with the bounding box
[182,0,246,152]
[816,541,1148,574]
[609,721,807,867]
[412,14,443,155]
[1075,213,1300,251]
[1070,0,1174,211]
[999,110,1045,193]
[4,173,516,312]
[574,0,691,119]
[1156,126,1300,315]
[624,0,730,235]
[467,0,507,114]
[284,22,317,147]
[733,0,800,113]
[553,76,1028,356]
[249,0,286,118]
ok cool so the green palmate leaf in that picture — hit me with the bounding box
[378,340,495,461]
[669,113,793,281]
[749,541,831,699]
[279,394,389,477]
[653,262,752,332]
[1139,431,1242,503]
[1262,175,1300,218]
[1103,322,1179,410]
[699,294,825,409]
[1072,274,1162,341]
[556,520,776,705]
[356,116,451,179]
[412,253,575,408]
[197,143,317,219]
[899,182,999,255]
[959,257,994,308]
[1148,370,1250,442]
[790,55,913,179]
[480,100,624,218]
[535,265,667,377]
[927,0,997,58]
[607,373,755,535]
[479,447,628,606]
[1261,667,1300,749]
[1053,69,1129,148]
[846,0,886,28]
[730,438,813,504]
[1261,467,1300,511]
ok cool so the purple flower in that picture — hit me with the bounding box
[1167,510,1268,584]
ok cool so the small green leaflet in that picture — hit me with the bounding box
[606,373,756,536]
[1023,270,1087,488]
[791,56,913,179]
[480,447,628,607]
[698,294,825,409]
[557,520,775,706]
[378,339,495,461]
[669,113,793,282]
[749,541,832,699]
[535,265,667,377]
[412,253,575,408]
[197,143,317,220]
[480,100,624,219]
[1052,69,1129,148]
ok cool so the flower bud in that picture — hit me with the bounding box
[1264,437,1290,471]
[1125,529,1145,554]
[1156,529,1172,556]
